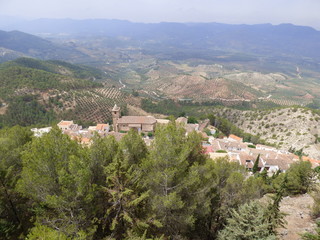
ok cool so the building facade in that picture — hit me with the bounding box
[112,105,157,133]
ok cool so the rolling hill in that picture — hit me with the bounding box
[0,58,133,126]
[0,30,89,62]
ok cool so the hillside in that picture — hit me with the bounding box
[0,58,134,126]
[2,22,320,106]
[213,107,320,159]
[111,59,320,107]
[0,30,89,62]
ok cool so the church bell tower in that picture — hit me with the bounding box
[112,104,121,132]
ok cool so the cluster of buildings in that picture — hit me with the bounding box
[31,104,320,174]
[204,135,320,173]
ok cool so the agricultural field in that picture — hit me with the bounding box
[49,87,134,123]
[108,58,320,107]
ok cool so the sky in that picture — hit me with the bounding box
[1,0,320,29]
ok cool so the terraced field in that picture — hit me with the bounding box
[45,87,133,123]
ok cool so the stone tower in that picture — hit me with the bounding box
[112,104,121,132]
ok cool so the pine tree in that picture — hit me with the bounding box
[264,174,287,234]
[104,130,156,239]
[17,127,96,238]
[218,201,277,240]
[142,122,210,238]
[253,154,260,174]
[0,126,33,238]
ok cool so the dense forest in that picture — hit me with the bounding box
[0,122,318,239]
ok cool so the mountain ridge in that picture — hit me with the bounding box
[3,19,320,61]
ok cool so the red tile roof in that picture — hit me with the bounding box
[96,124,109,131]
[228,134,243,142]
[58,120,73,126]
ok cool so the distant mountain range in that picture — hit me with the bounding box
[2,19,320,62]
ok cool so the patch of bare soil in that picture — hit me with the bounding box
[278,194,316,240]
[0,106,7,115]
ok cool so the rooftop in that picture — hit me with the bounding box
[117,116,157,125]
[58,120,74,126]
[228,134,243,142]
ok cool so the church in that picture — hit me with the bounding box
[112,104,157,133]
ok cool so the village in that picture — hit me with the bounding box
[32,104,320,175]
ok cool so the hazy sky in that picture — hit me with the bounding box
[1,0,320,29]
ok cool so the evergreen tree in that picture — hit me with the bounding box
[142,122,210,238]
[217,201,277,240]
[286,161,315,194]
[17,127,96,238]
[264,174,287,234]
[0,126,33,238]
[103,130,155,239]
[253,154,260,174]
[104,150,154,239]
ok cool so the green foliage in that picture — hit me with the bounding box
[0,65,99,99]
[0,126,33,238]
[217,201,277,240]
[141,99,181,117]
[208,113,263,144]
[142,123,206,237]
[248,144,256,148]
[253,154,260,174]
[0,95,56,127]
[3,57,105,82]
[0,58,105,128]
[310,185,320,219]
[264,175,287,234]
[187,116,198,124]
[1,123,316,239]
[216,150,227,153]
[286,161,315,194]
[26,224,70,240]
[17,127,97,238]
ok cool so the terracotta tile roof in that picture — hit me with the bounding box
[302,156,320,167]
[58,120,74,126]
[203,145,214,154]
[117,116,157,124]
[228,134,243,142]
[96,124,109,131]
